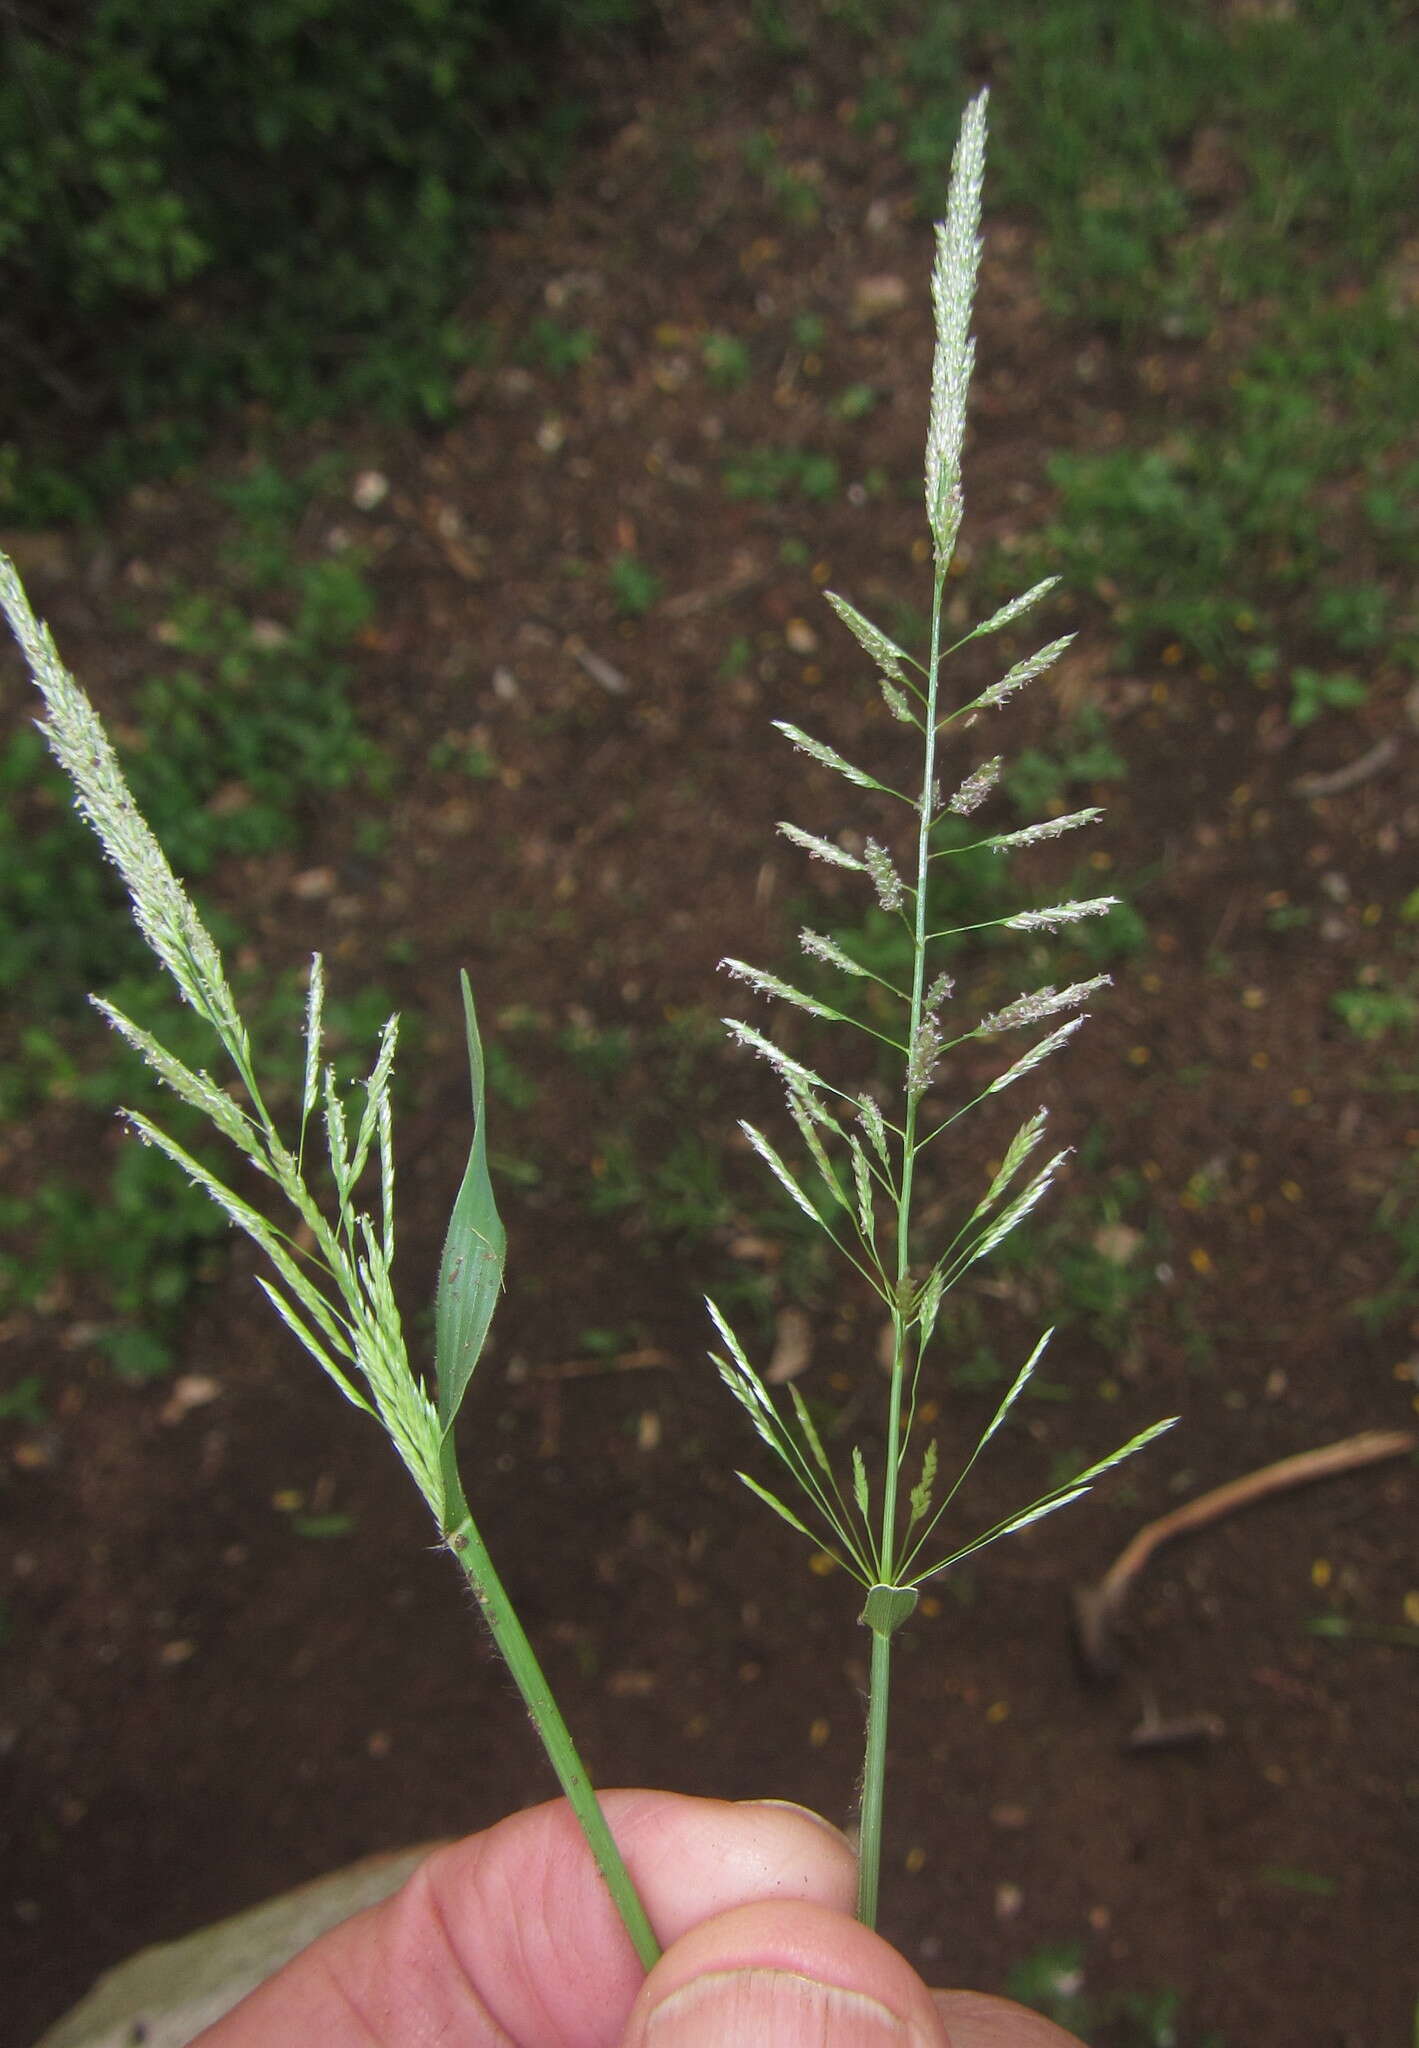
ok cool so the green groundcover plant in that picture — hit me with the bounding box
[0,93,1169,1959]
[0,0,647,520]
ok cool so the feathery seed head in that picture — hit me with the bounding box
[988,807,1103,853]
[857,1093,890,1165]
[973,577,1060,639]
[823,591,909,683]
[978,976,1111,1035]
[863,837,904,913]
[778,821,866,871]
[976,634,1076,712]
[799,929,869,977]
[1004,897,1118,933]
[1,556,245,1048]
[721,957,838,1021]
[925,90,989,569]
[906,1015,946,1100]
[947,756,1002,817]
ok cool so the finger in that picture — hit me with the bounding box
[195,1789,857,2048]
[620,1898,951,2046]
[933,1989,1088,2046]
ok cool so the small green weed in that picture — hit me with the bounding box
[1007,1937,1219,2046]
[1307,1614,1419,1651]
[1364,460,1419,564]
[722,447,841,503]
[485,1041,542,1112]
[576,1324,641,1358]
[741,131,821,226]
[0,1375,47,1426]
[1003,706,1127,815]
[719,634,754,680]
[131,575,380,874]
[428,733,497,780]
[290,1512,359,1540]
[1351,1156,1419,1334]
[608,553,664,616]
[1059,889,1150,970]
[526,318,599,376]
[1006,1944,1088,2031]
[1312,583,1392,655]
[587,1128,733,1242]
[214,455,351,584]
[747,0,810,57]
[948,1343,1012,1393]
[995,1165,1163,1356]
[1287,666,1369,727]
[1331,982,1418,1043]
[831,383,882,421]
[1,1146,229,1380]
[1258,1864,1338,1900]
[702,332,752,390]
[559,1018,636,1079]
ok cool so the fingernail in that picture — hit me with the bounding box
[643,1967,929,2046]
[735,1797,855,1848]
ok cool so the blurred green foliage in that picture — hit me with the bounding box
[0,0,648,517]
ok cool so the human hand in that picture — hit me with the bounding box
[194,1789,1085,2046]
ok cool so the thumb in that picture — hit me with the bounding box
[619,1899,950,2047]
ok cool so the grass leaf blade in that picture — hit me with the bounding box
[434,974,507,1431]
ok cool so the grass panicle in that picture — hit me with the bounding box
[0,547,659,1971]
[713,89,1173,1928]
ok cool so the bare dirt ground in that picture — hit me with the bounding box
[3,11,1417,2045]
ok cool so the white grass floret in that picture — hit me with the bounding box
[799,929,869,976]
[774,720,881,790]
[987,807,1103,852]
[948,756,1002,816]
[1004,896,1118,932]
[971,577,1060,639]
[986,1014,1087,1093]
[778,821,866,870]
[975,633,1075,711]
[721,957,838,1020]
[925,90,988,566]
[978,977,1111,1034]
[825,591,911,682]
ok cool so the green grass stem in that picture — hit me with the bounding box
[441,1470,660,1968]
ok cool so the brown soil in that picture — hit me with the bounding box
[3,12,1417,2046]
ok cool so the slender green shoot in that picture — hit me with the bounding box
[0,551,659,1971]
[713,89,1174,1928]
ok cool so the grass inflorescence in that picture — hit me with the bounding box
[711,90,1172,1924]
[0,548,660,1969]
